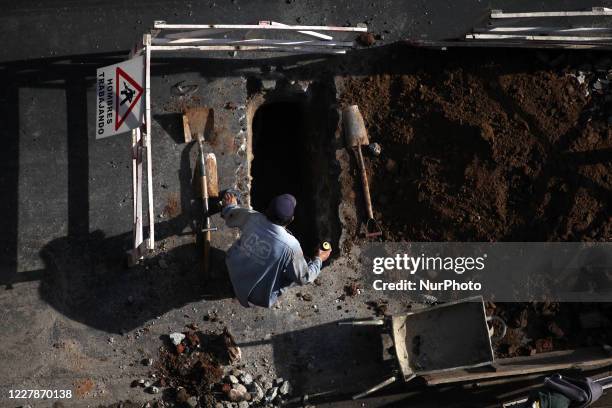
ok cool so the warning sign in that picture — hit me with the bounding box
[96,56,144,139]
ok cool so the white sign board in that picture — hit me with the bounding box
[95,56,145,139]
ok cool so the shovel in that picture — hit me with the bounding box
[343,105,382,239]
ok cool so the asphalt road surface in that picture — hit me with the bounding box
[1,1,612,407]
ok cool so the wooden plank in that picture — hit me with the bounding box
[153,21,367,32]
[205,153,218,198]
[149,45,347,54]
[267,20,333,40]
[491,7,612,19]
[127,240,147,267]
[164,28,236,39]
[423,347,612,385]
[467,33,612,41]
[151,37,353,47]
[409,39,612,50]
[132,128,144,257]
[144,34,154,250]
[182,114,192,143]
[475,26,612,34]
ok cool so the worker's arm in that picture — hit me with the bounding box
[288,247,331,285]
[221,205,254,229]
[221,191,255,229]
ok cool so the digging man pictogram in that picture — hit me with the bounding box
[120,81,135,106]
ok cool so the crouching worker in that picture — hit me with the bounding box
[221,192,331,308]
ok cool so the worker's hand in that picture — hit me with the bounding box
[223,191,237,207]
[316,248,331,263]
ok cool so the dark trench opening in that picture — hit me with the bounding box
[250,101,319,255]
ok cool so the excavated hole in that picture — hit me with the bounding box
[250,92,341,257]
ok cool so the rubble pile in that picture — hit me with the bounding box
[490,302,612,358]
[129,327,293,408]
[218,369,293,408]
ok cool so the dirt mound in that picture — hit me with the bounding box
[340,52,611,242]
[153,329,237,407]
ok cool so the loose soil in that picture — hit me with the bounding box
[340,49,611,242]
[153,329,237,407]
[338,48,612,357]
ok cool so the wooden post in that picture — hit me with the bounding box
[144,33,155,250]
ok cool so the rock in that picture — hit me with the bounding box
[548,322,565,338]
[215,403,224,408]
[266,386,279,401]
[238,402,249,408]
[535,338,554,353]
[279,380,292,396]
[303,294,313,301]
[239,373,253,385]
[186,396,198,408]
[147,386,160,394]
[385,158,397,172]
[233,384,248,394]
[357,32,376,46]
[368,142,382,156]
[144,380,152,388]
[228,374,240,384]
[420,294,437,304]
[169,332,185,346]
[231,368,244,377]
[262,79,276,90]
[274,377,284,386]
[228,388,244,402]
[176,388,189,403]
[142,358,153,366]
[249,382,264,401]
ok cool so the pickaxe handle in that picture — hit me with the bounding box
[198,140,211,277]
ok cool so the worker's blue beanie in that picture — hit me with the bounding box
[267,194,296,224]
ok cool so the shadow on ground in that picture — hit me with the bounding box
[34,228,232,334]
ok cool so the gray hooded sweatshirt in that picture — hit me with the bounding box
[222,204,322,307]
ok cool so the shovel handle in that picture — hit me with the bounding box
[355,146,375,220]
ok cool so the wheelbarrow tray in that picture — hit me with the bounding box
[391,295,494,379]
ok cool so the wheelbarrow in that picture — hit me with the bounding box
[339,296,504,399]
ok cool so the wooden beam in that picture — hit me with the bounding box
[149,45,347,54]
[144,34,154,250]
[127,240,148,267]
[475,26,612,34]
[491,7,612,19]
[409,39,612,50]
[467,33,612,41]
[151,37,353,47]
[132,127,144,260]
[266,21,333,40]
[153,21,367,32]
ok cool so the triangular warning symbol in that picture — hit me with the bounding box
[115,67,144,131]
